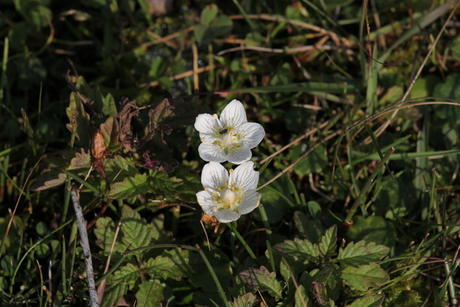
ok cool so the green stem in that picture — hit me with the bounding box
[198,248,230,307]
[345,147,394,223]
[227,223,256,260]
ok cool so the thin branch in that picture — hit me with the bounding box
[217,44,335,56]
[71,187,99,307]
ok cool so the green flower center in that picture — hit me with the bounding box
[213,127,242,154]
[213,186,242,210]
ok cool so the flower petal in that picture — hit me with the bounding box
[237,122,265,149]
[238,189,260,215]
[213,209,241,223]
[201,162,228,189]
[196,190,217,215]
[226,147,252,164]
[220,99,247,128]
[198,143,226,163]
[229,161,259,191]
[194,113,221,134]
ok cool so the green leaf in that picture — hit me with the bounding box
[13,0,51,28]
[102,263,139,306]
[347,216,397,248]
[319,225,337,257]
[239,266,282,298]
[135,280,164,307]
[94,217,126,255]
[143,249,190,280]
[231,293,257,307]
[121,206,153,250]
[101,283,128,307]
[275,238,320,261]
[293,145,328,176]
[200,4,218,26]
[294,285,310,307]
[338,241,390,266]
[102,93,118,116]
[451,35,460,61]
[109,174,149,199]
[255,271,283,299]
[347,294,383,307]
[341,264,389,292]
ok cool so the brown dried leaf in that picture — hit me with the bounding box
[91,130,106,160]
[143,98,175,143]
[117,101,139,152]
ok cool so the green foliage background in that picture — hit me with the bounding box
[0,0,460,306]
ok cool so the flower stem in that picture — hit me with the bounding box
[227,223,256,260]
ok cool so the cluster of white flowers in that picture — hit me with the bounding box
[194,99,265,223]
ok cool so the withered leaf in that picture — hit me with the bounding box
[118,100,139,152]
[91,130,106,160]
[143,98,175,144]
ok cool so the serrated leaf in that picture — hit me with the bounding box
[109,173,149,199]
[341,264,389,292]
[109,263,139,289]
[239,267,282,299]
[135,280,164,307]
[338,241,390,266]
[231,293,257,307]
[295,285,309,307]
[101,283,128,307]
[94,217,126,254]
[347,294,383,307]
[121,206,152,250]
[143,249,190,280]
[275,238,320,261]
[319,225,337,257]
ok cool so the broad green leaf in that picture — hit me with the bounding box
[293,145,328,176]
[231,293,257,307]
[275,238,320,261]
[103,262,138,306]
[110,263,139,289]
[135,280,164,307]
[143,249,190,280]
[294,285,310,307]
[94,217,126,254]
[341,264,389,292]
[200,4,218,25]
[338,241,390,266]
[347,216,397,248]
[239,266,282,298]
[319,225,337,257]
[102,93,118,116]
[121,206,153,250]
[101,283,128,307]
[347,294,383,307]
[254,270,283,299]
[293,211,323,243]
[109,174,149,199]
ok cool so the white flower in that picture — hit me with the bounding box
[194,99,265,164]
[196,161,260,223]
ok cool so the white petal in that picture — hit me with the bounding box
[198,143,226,163]
[226,147,252,165]
[196,190,217,215]
[213,209,241,223]
[237,122,265,149]
[194,114,221,134]
[229,161,259,191]
[238,190,260,215]
[219,99,247,128]
[201,162,228,189]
